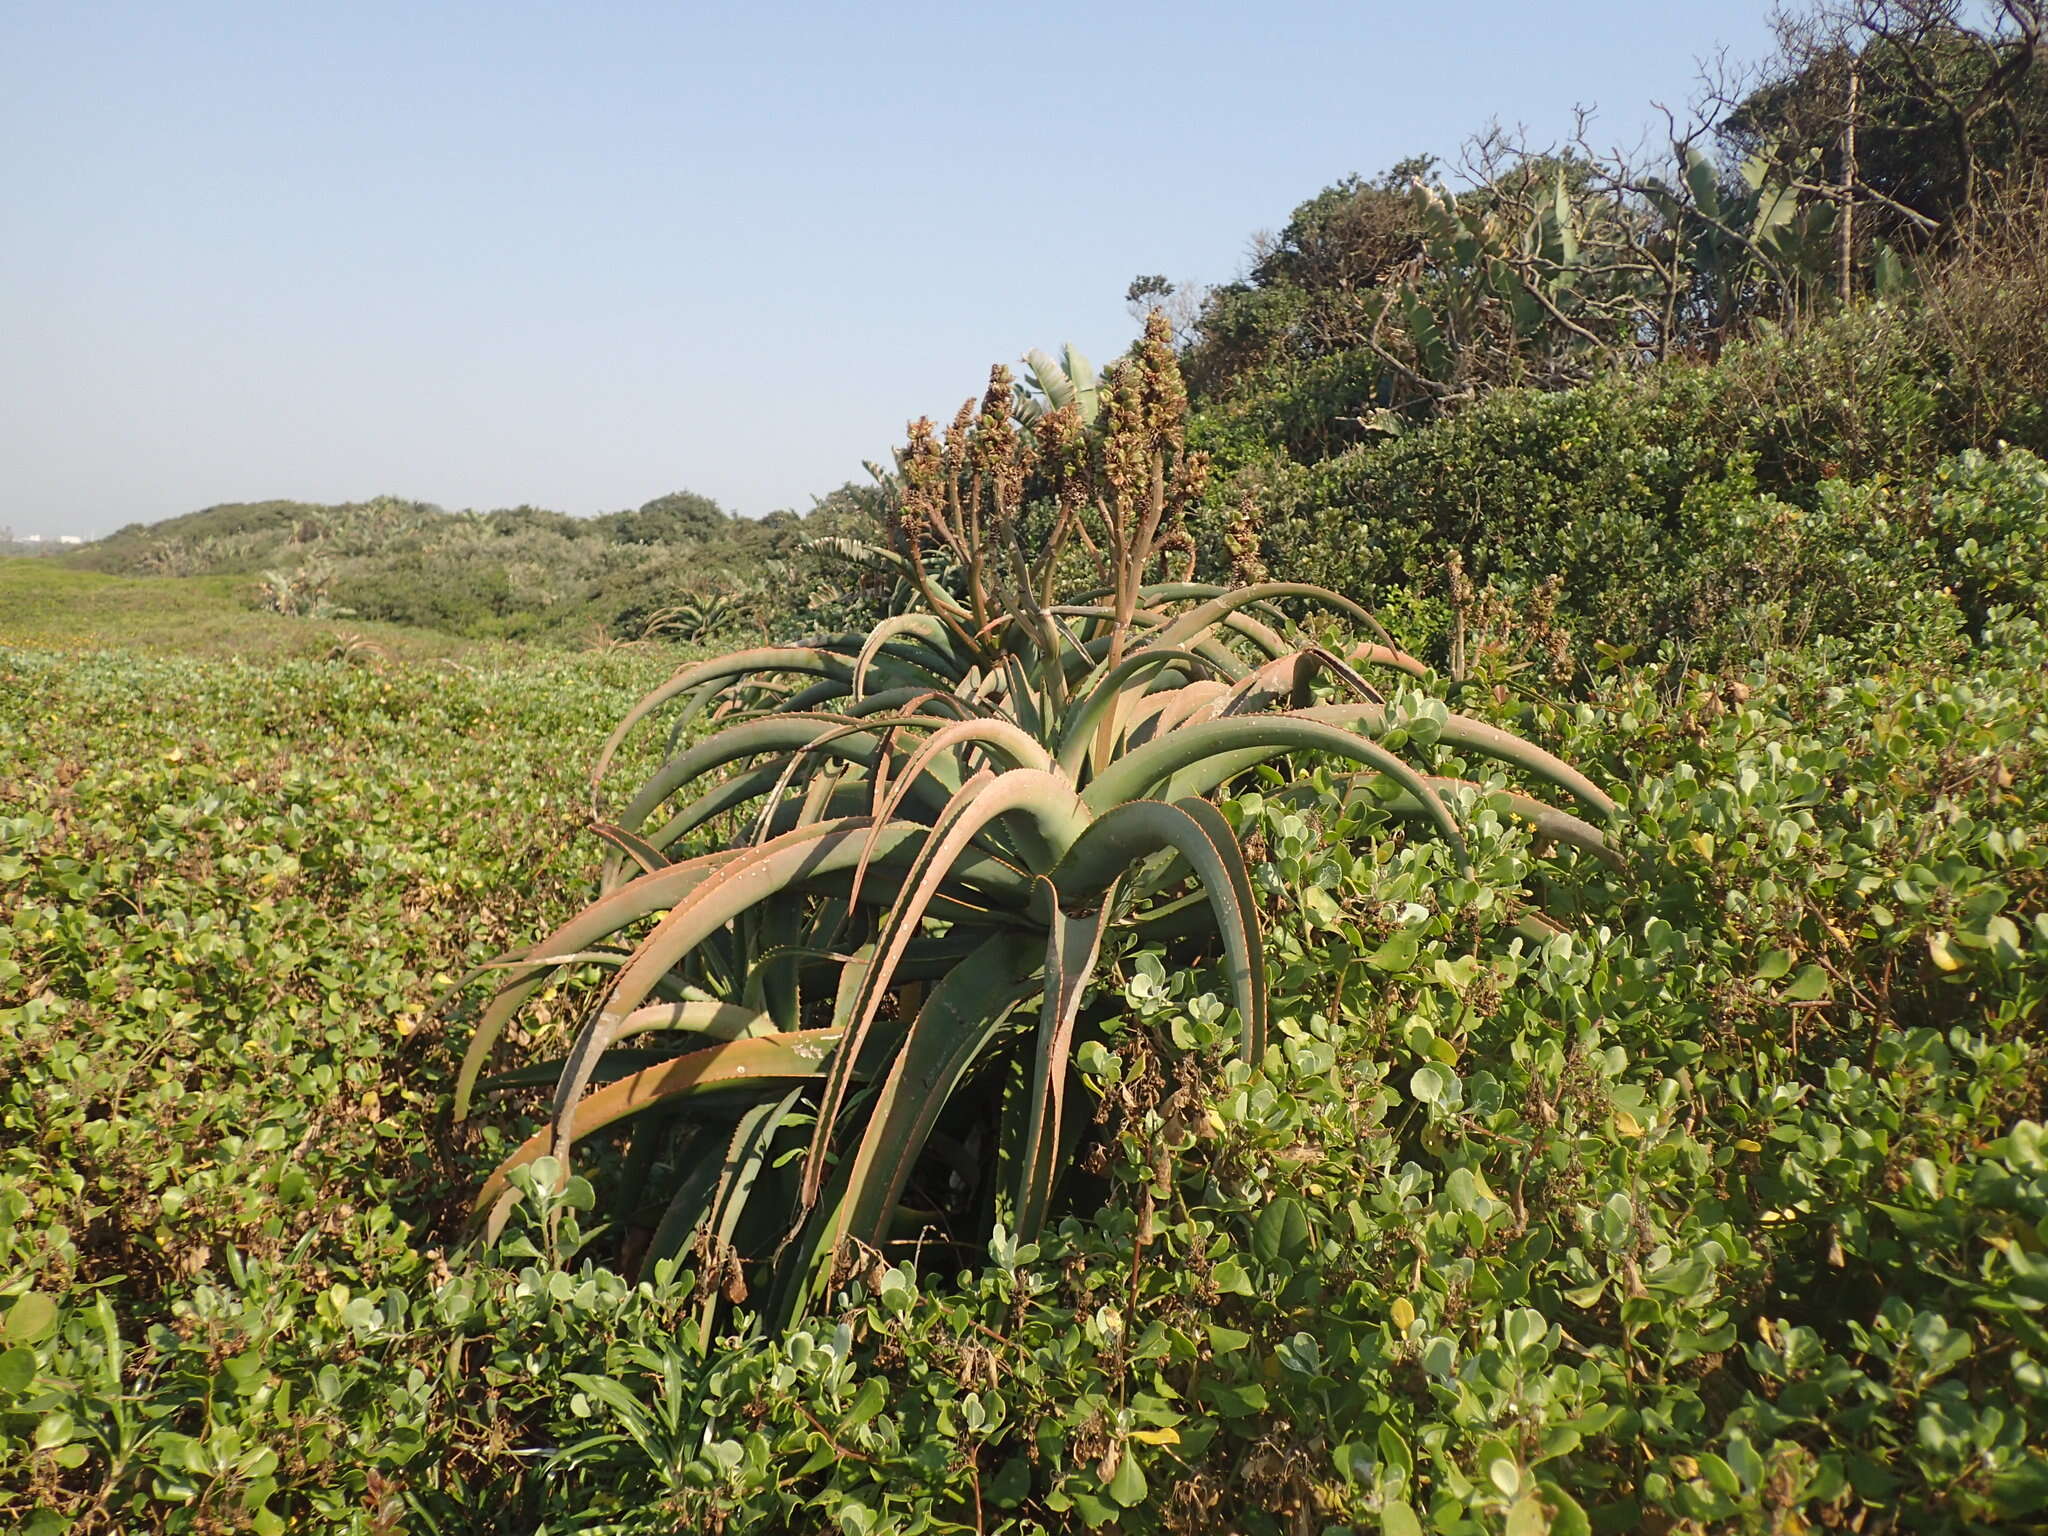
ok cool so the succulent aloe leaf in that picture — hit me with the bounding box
[1126,680,1233,747]
[1302,702,1617,820]
[474,1047,724,1095]
[1081,715,1468,870]
[1056,599,1293,664]
[1052,796,1267,1062]
[1408,776,1619,868]
[618,715,891,834]
[644,761,884,854]
[1148,581,1403,658]
[609,998,780,1043]
[797,769,1094,1210]
[544,816,1037,1164]
[454,843,762,1119]
[477,1030,843,1217]
[1014,885,1118,1239]
[770,676,972,721]
[616,1118,732,1278]
[593,648,867,803]
[592,822,673,875]
[620,819,1029,993]
[1055,646,1222,779]
[853,717,1063,908]
[834,933,1042,1254]
[852,613,958,699]
[1348,641,1432,681]
[689,1086,808,1341]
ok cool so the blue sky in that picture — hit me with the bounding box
[1,1,1781,538]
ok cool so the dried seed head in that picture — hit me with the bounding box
[1227,482,1271,585]
[1158,524,1197,582]
[971,365,1018,481]
[1134,309,1189,446]
[1098,362,1146,508]
[1175,447,1211,513]
[942,399,977,478]
[969,364,1030,521]
[1447,550,1476,610]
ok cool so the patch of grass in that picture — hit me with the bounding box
[0,560,486,663]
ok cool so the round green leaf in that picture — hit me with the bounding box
[1107,1448,1149,1507]
[0,1347,35,1394]
[1253,1196,1311,1265]
[4,1292,57,1345]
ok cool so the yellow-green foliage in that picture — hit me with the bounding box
[4,466,2047,1532]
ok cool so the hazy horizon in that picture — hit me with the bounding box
[2,1,1780,540]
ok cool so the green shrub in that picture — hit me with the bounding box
[1250,366,2045,671]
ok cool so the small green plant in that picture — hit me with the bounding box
[455,316,1614,1326]
[254,561,353,621]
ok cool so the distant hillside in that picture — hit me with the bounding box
[72,497,446,577]
[63,486,892,646]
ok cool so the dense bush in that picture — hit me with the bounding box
[1229,309,2048,670]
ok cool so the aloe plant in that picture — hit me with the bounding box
[456,314,1614,1327]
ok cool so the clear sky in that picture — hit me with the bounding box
[1,1,1782,539]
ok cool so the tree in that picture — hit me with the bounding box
[1724,0,2048,243]
[598,491,730,545]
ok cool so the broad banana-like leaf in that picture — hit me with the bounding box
[1024,347,1077,413]
[1683,146,1723,223]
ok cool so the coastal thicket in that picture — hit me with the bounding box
[6,2,2048,1531]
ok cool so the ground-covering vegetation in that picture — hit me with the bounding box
[7,497,2045,1533]
[6,1,2048,1530]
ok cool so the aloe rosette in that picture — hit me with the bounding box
[456,316,1614,1325]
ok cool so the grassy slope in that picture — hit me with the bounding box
[57,499,407,577]
[0,559,490,662]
